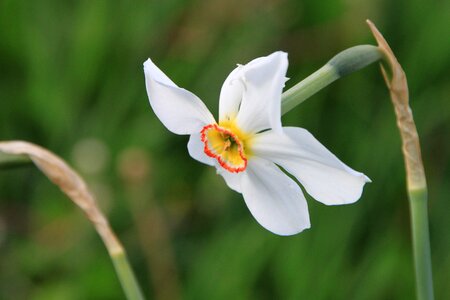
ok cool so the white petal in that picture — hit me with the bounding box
[187,132,243,192]
[144,58,215,135]
[251,127,371,205]
[216,166,242,193]
[187,133,214,166]
[241,157,310,236]
[219,65,245,122]
[235,52,288,133]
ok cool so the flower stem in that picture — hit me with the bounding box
[367,20,434,300]
[281,64,338,114]
[0,142,145,300]
[111,249,146,300]
[281,45,382,115]
[409,188,434,300]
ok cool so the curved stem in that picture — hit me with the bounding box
[281,64,338,114]
[0,141,145,300]
[281,45,382,115]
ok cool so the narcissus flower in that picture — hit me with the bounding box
[144,52,370,235]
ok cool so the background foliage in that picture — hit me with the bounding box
[0,0,449,299]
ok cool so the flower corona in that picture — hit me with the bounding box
[201,122,250,173]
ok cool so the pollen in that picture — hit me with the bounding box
[201,122,251,173]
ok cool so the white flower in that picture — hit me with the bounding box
[143,52,370,236]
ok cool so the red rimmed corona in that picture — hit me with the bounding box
[200,123,248,173]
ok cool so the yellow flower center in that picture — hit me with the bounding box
[201,120,252,173]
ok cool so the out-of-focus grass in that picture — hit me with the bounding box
[0,0,449,299]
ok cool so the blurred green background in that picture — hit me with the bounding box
[0,0,449,299]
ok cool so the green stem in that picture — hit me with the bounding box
[409,188,434,300]
[281,64,338,114]
[111,250,145,300]
[281,45,382,115]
